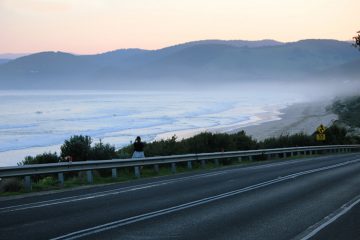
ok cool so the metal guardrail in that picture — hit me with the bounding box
[0,145,359,191]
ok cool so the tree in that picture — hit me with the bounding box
[354,31,360,50]
[60,135,92,161]
[90,140,116,160]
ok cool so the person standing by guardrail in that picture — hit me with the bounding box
[132,136,145,158]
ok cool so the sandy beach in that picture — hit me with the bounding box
[231,101,338,140]
[156,101,337,141]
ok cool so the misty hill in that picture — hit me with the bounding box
[0,39,359,89]
[0,59,10,65]
[160,39,284,50]
[322,59,360,79]
[0,53,29,59]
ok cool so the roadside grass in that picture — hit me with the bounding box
[0,152,340,196]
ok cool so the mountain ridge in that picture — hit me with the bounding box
[0,39,359,89]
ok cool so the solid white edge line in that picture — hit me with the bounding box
[50,176,294,239]
[1,154,358,213]
[0,171,225,212]
[50,159,360,240]
[296,194,360,240]
[0,156,326,213]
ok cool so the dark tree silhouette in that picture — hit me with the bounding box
[354,31,360,50]
[60,135,92,161]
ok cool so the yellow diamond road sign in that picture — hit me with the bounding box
[316,134,326,141]
[317,124,326,134]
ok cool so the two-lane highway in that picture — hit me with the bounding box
[1,153,360,240]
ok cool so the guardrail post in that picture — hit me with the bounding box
[24,176,32,191]
[58,173,64,186]
[201,159,206,168]
[134,166,141,178]
[86,170,93,184]
[5,145,358,187]
[154,164,160,173]
[267,154,271,160]
[112,168,118,179]
[171,163,176,173]
[187,161,192,169]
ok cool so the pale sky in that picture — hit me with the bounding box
[0,0,359,54]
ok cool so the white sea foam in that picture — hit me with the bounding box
[0,90,303,166]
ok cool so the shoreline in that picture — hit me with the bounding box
[0,101,337,167]
[154,105,285,141]
[237,101,337,140]
[155,101,337,141]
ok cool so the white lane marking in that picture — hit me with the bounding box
[1,154,357,213]
[50,159,360,240]
[0,171,224,213]
[296,194,360,240]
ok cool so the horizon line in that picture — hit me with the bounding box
[0,37,354,57]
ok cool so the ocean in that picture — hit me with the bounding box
[0,90,303,166]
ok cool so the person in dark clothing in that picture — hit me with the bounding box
[132,136,145,158]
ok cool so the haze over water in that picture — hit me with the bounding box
[0,90,304,166]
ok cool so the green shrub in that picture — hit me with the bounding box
[0,178,23,192]
[19,152,60,165]
[38,176,58,187]
[259,132,317,149]
[90,141,116,160]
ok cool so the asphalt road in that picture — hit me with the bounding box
[1,153,360,240]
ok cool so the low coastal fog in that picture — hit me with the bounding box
[0,79,356,167]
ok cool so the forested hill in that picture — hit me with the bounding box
[331,96,360,128]
[0,39,359,89]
